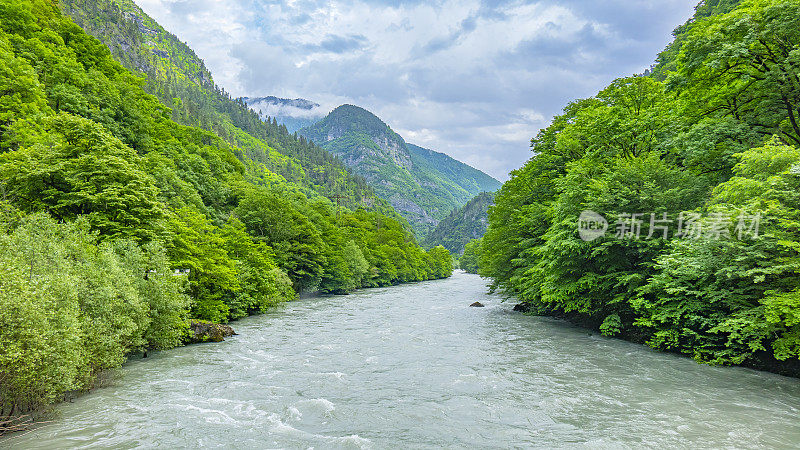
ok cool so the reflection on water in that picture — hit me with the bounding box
[5,271,800,448]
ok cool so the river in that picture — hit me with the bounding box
[5,271,800,449]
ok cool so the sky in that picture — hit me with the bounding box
[135,0,697,180]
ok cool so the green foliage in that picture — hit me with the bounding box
[163,207,238,322]
[635,140,800,364]
[460,238,483,274]
[666,0,800,148]
[427,245,454,279]
[221,217,296,318]
[2,113,163,241]
[0,213,188,418]
[481,0,800,373]
[235,189,326,291]
[599,314,623,337]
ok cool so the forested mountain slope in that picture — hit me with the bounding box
[299,104,501,236]
[407,143,500,197]
[423,192,494,255]
[59,0,385,212]
[0,0,452,425]
[479,0,800,376]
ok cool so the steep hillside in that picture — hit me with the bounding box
[243,96,325,133]
[423,192,494,254]
[59,0,384,212]
[299,104,501,236]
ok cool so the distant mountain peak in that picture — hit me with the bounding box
[243,96,325,133]
[322,105,403,140]
[301,103,411,170]
[242,96,320,110]
[299,104,502,237]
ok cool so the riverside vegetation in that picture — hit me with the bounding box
[0,0,452,428]
[469,0,800,375]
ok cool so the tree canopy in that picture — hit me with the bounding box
[479,0,800,375]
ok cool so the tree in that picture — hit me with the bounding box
[427,246,453,279]
[163,207,238,322]
[0,113,163,241]
[235,189,325,291]
[636,139,800,364]
[460,239,482,274]
[220,217,295,317]
[669,0,800,146]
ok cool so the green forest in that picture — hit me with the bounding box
[59,0,384,212]
[0,0,452,424]
[475,0,800,374]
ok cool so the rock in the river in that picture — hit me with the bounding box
[512,303,531,313]
[187,320,237,344]
[469,301,485,307]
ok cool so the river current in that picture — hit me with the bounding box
[5,271,800,448]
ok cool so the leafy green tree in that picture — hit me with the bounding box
[111,239,191,350]
[1,113,163,241]
[636,140,800,364]
[460,239,482,274]
[427,245,453,279]
[221,217,295,318]
[668,0,800,146]
[0,38,46,151]
[527,154,708,332]
[163,207,238,322]
[1,212,191,420]
[235,189,325,291]
[343,240,369,288]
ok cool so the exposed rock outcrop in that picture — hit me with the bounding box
[512,303,531,313]
[187,320,236,344]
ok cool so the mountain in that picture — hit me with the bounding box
[59,0,390,215]
[243,96,325,133]
[299,105,501,236]
[422,192,495,254]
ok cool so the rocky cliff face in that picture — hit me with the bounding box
[61,0,216,91]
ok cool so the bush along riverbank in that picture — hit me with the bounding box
[477,0,800,378]
[0,0,452,431]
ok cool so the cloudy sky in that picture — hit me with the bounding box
[135,0,697,180]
